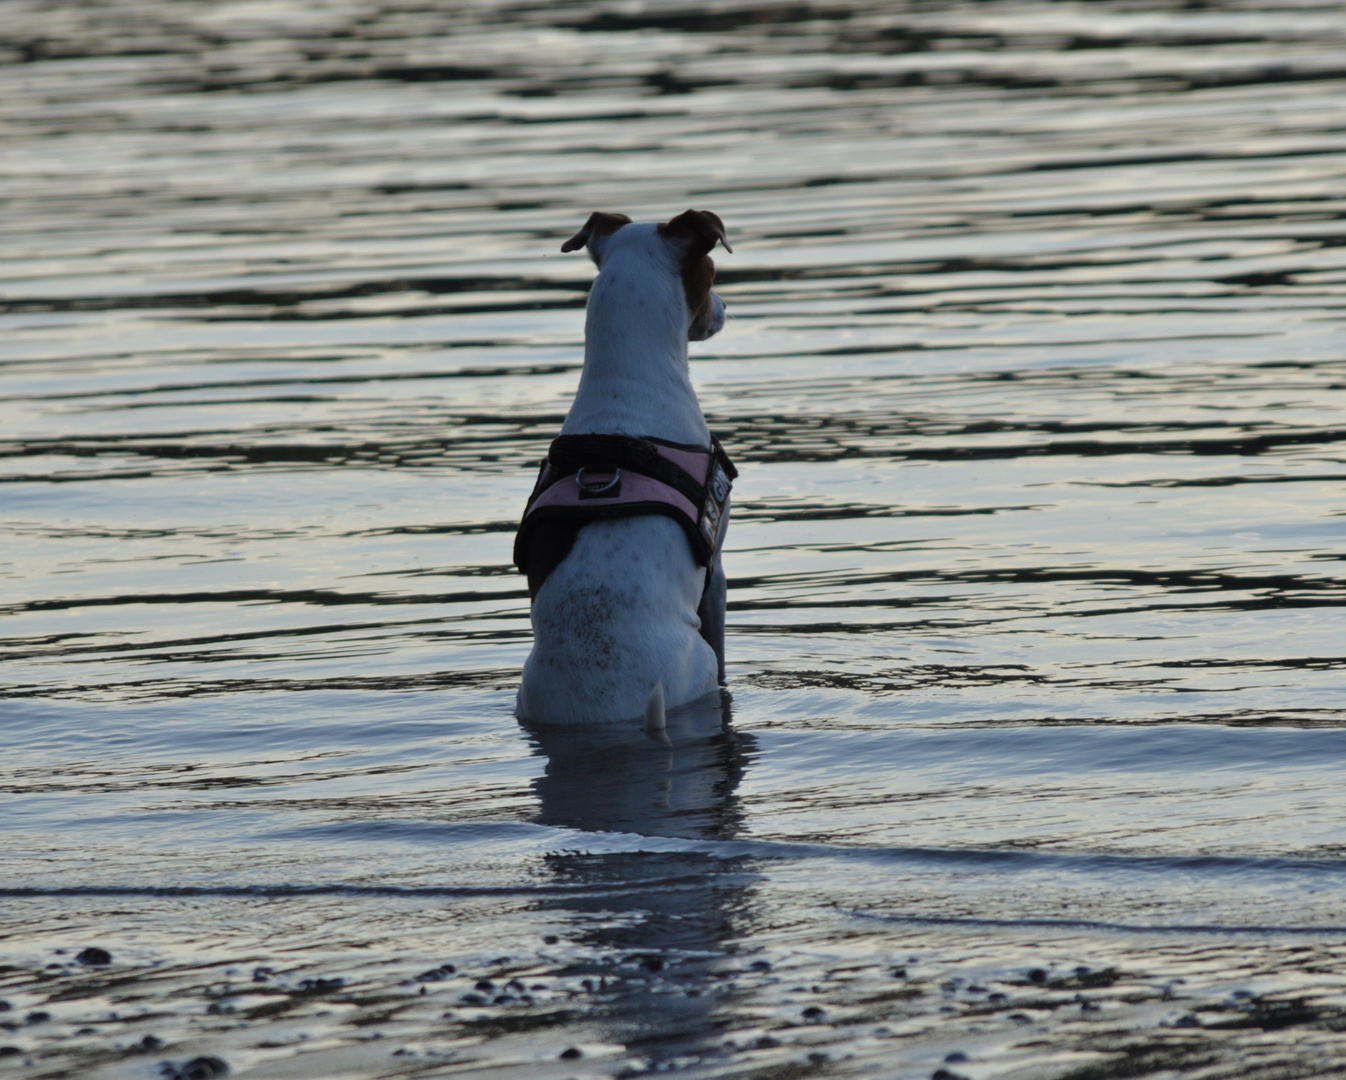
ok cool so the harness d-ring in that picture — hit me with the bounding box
[575,466,622,495]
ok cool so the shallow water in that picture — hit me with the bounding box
[4,1,1346,1077]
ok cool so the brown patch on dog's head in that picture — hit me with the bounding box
[658,209,732,259]
[561,211,632,265]
[658,209,732,332]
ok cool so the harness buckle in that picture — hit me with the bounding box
[575,466,622,499]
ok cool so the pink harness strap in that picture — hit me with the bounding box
[525,468,701,522]
[653,444,711,481]
[513,434,735,580]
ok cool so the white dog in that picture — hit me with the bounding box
[514,210,735,730]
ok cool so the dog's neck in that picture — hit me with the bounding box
[561,226,712,446]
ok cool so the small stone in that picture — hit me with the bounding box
[173,1057,230,1079]
[26,1011,50,1024]
[1174,1013,1201,1028]
[754,1036,780,1049]
[0,1002,9,1013]
[750,960,771,972]
[543,935,559,945]
[559,1046,582,1060]
[252,967,273,983]
[297,977,343,993]
[0,1047,21,1059]
[139,1035,164,1051]
[474,979,495,993]
[944,1051,969,1063]
[77,947,112,966]
[802,1005,825,1020]
[458,993,486,1006]
[1028,968,1048,984]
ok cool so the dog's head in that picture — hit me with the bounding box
[562,209,732,341]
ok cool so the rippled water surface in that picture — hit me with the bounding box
[5,1,1346,1076]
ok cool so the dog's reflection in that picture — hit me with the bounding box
[524,692,758,1067]
[528,690,749,840]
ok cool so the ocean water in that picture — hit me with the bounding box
[4,1,1346,1077]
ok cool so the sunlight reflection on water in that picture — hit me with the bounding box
[3,0,1346,1075]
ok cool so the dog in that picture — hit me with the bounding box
[514,210,735,730]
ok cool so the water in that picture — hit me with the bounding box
[3,0,1346,1076]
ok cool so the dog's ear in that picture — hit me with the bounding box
[561,212,632,264]
[658,209,732,259]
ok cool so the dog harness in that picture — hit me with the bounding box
[513,433,737,592]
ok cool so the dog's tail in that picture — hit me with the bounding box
[644,681,667,740]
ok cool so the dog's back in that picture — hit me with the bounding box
[516,212,733,727]
[520,514,717,725]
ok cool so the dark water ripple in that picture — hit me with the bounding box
[5,0,1346,1076]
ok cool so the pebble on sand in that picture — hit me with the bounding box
[161,1055,230,1079]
